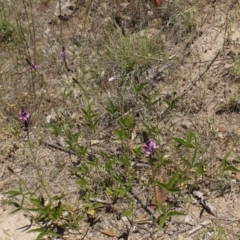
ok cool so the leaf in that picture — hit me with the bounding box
[180,157,191,167]
[106,99,117,114]
[87,208,95,215]
[100,229,119,237]
[84,0,93,27]
[28,228,59,240]
[173,134,194,149]
[76,176,87,190]
[156,202,166,215]
[167,170,179,189]
[45,123,62,135]
[156,181,179,193]
[195,162,204,176]
[191,135,198,165]
[30,198,44,207]
[167,211,185,217]
[159,214,167,230]
[3,190,21,197]
[225,165,240,173]
[222,151,231,169]
[51,194,65,201]
[121,199,134,217]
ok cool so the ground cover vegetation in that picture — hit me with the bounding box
[1,0,240,239]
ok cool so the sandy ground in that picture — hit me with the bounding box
[0,196,37,240]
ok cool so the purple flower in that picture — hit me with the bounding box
[142,140,157,156]
[19,109,30,122]
[29,64,38,71]
[61,47,67,60]
[108,76,115,82]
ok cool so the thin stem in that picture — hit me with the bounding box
[27,134,52,203]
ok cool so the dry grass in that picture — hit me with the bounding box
[1,0,240,239]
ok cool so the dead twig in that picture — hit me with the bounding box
[176,51,220,101]
[159,51,220,121]
[40,141,76,156]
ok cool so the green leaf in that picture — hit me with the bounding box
[28,228,59,240]
[222,151,231,169]
[167,211,185,217]
[86,159,99,167]
[167,170,179,189]
[74,164,88,174]
[106,187,114,196]
[180,157,191,167]
[133,146,142,158]
[156,202,166,215]
[3,190,21,197]
[30,198,44,207]
[84,0,93,27]
[114,187,126,197]
[159,214,167,230]
[173,137,193,149]
[52,202,63,220]
[131,79,147,94]
[45,123,62,136]
[186,131,193,145]
[225,165,240,172]
[156,181,179,193]
[76,176,87,190]
[10,208,21,214]
[118,155,131,167]
[195,163,204,176]
[51,194,65,201]
[27,228,45,233]
[106,99,117,114]
[119,114,135,129]
[104,159,115,171]
[121,199,134,217]
[113,128,129,140]
[191,134,198,165]
[113,174,126,184]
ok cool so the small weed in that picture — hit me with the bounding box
[105,31,164,74]
[0,18,24,46]
[198,222,227,240]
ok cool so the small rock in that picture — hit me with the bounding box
[57,137,66,147]
[181,120,193,129]
[218,132,224,139]
[46,109,57,123]
[54,0,77,20]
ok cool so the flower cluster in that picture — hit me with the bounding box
[19,109,30,131]
[142,140,157,156]
[19,109,30,122]
[29,64,38,71]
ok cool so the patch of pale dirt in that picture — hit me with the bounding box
[0,199,38,240]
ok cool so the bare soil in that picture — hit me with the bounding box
[1,0,240,239]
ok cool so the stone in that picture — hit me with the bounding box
[181,120,193,129]
[54,0,78,20]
